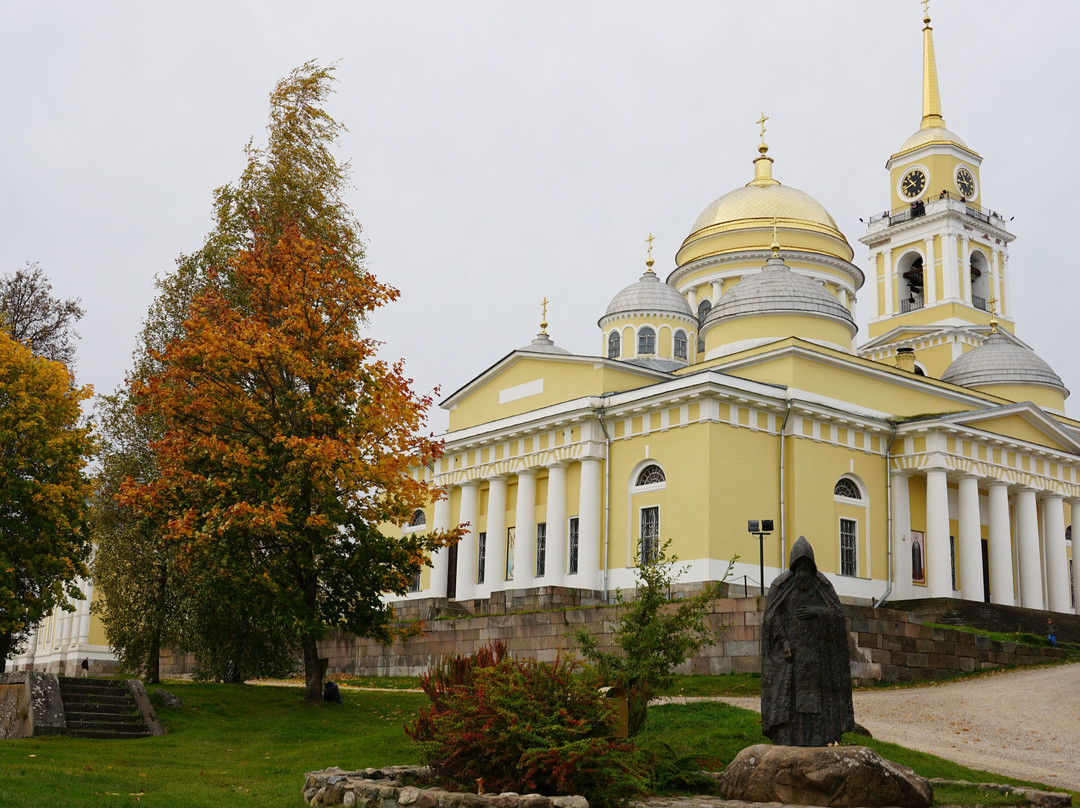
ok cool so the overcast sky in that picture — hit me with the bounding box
[4,1,1079,431]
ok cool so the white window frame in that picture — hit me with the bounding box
[637,326,656,355]
[640,505,660,566]
[568,516,579,575]
[839,517,858,576]
[535,522,547,578]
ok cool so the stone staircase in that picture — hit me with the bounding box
[57,677,151,739]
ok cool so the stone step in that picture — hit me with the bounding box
[67,728,152,740]
[64,700,138,714]
[67,717,148,734]
[60,692,132,708]
[66,710,144,725]
[55,676,154,740]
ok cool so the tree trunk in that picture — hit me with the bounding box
[302,638,324,703]
[0,631,9,674]
[147,634,161,684]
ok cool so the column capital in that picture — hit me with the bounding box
[516,466,538,478]
[459,479,479,489]
[485,473,508,483]
[545,461,569,471]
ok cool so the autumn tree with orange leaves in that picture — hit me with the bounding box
[120,62,458,701]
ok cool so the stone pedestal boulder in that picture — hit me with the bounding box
[719,744,932,808]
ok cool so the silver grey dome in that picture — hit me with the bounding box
[518,332,571,355]
[602,270,694,320]
[941,331,1067,392]
[704,255,855,329]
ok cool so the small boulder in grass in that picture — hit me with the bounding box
[155,689,183,709]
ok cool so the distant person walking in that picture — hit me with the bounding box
[80,657,89,677]
[1047,618,1058,648]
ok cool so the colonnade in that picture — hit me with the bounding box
[423,457,605,601]
[891,469,1080,614]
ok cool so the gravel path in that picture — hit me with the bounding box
[699,663,1080,793]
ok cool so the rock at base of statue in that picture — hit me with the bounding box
[719,744,932,808]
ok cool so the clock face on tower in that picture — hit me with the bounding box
[901,169,927,198]
[955,167,976,198]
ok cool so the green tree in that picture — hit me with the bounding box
[574,542,732,735]
[121,61,459,701]
[0,332,94,672]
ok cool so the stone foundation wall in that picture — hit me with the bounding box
[315,596,1066,684]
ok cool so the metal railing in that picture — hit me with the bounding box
[900,294,924,313]
[867,192,1008,228]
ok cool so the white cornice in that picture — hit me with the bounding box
[667,249,865,292]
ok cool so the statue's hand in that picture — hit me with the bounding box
[783,644,793,660]
[795,604,813,620]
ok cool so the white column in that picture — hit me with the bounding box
[58,606,73,651]
[484,476,508,595]
[925,468,952,597]
[429,492,452,598]
[1043,494,1071,613]
[959,235,971,303]
[454,483,479,602]
[990,250,1002,312]
[513,469,537,588]
[711,281,722,301]
[957,475,984,602]
[686,286,698,309]
[883,249,894,316]
[1016,488,1044,609]
[578,458,603,592]
[890,471,912,599]
[545,463,568,588]
[924,237,937,305]
[1070,498,1080,615]
[987,481,1015,605]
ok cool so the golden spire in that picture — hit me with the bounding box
[749,113,780,188]
[540,297,549,335]
[645,232,655,273]
[920,0,946,130]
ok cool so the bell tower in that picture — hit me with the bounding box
[858,5,1016,378]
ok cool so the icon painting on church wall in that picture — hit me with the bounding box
[911,530,926,584]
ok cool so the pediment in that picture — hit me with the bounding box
[934,403,1080,454]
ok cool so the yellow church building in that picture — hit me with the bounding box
[8,7,1078,677]
[398,8,1079,619]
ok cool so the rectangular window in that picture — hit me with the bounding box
[840,518,857,576]
[949,535,957,591]
[477,532,487,585]
[641,506,659,565]
[568,517,580,575]
[505,527,515,581]
[408,571,421,593]
[1071,559,1075,608]
[535,522,547,577]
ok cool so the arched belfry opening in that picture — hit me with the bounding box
[898,252,924,312]
[969,250,990,311]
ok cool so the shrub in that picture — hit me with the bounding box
[574,542,732,735]
[407,642,646,808]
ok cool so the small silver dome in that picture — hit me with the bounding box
[704,255,855,329]
[602,270,694,320]
[941,332,1067,392]
[518,332,571,355]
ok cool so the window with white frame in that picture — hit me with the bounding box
[568,517,579,574]
[834,478,861,499]
[635,464,666,487]
[535,522,547,577]
[840,518,857,576]
[477,531,487,584]
[637,326,656,355]
[408,571,421,592]
[673,330,688,360]
[505,527,515,581]
[608,331,620,359]
[408,509,426,527]
[641,506,659,565]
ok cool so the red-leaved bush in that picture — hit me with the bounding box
[406,642,646,808]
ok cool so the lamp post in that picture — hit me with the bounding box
[747,519,774,596]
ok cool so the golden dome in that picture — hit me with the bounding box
[688,183,841,235]
[895,125,972,157]
[678,150,852,265]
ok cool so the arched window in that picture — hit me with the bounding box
[607,330,621,359]
[697,300,711,352]
[897,252,924,312]
[969,250,991,311]
[834,478,861,499]
[637,326,656,355]
[673,330,688,360]
[636,464,666,486]
[408,509,426,527]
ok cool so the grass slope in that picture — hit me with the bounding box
[0,681,424,808]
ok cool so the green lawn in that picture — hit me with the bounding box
[0,681,425,808]
[2,680,1074,807]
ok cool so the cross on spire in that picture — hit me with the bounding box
[757,112,769,144]
[921,0,931,21]
[645,232,655,270]
[540,297,549,334]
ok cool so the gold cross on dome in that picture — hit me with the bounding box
[757,112,769,143]
[921,0,930,18]
[540,297,549,334]
[646,232,655,262]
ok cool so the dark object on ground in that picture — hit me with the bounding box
[155,689,184,709]
[720,744,932,808]
[851,721,873,738]
[761,536,854,745]
[930,778,1071,808]
[323,681,343,704]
